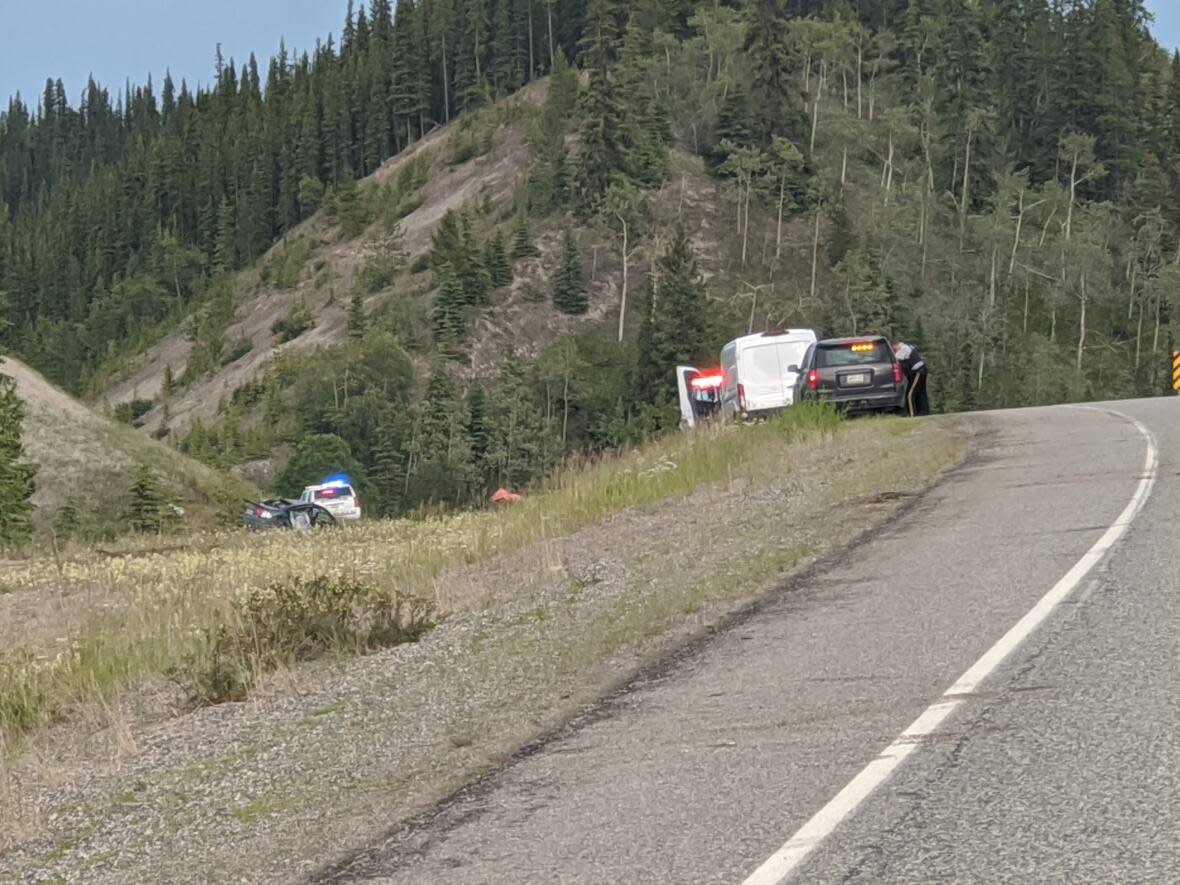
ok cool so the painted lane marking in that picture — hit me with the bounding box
[742,408,1159,885]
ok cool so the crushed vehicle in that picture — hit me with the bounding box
[243,498,338,531]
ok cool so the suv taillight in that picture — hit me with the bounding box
[738,383,747,413]
[807,369,820,391]
[892,360,903,385]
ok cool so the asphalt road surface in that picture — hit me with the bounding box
[320,399,1176,885]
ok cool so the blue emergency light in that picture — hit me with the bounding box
[322,472,353,488]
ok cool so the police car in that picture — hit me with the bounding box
[299,474,363,521]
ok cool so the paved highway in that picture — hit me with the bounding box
[319,400,1175,884]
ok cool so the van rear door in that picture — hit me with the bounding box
[738,334,816,412]
[676,366,699,428]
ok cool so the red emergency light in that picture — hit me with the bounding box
[690,371,724,390]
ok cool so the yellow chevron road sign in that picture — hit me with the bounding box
[1173,351,1180,392]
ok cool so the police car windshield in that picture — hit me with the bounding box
[817,341,891,368]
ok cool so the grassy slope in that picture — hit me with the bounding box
[2,357,254,536]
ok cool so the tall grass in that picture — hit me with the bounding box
[0,405,841,740]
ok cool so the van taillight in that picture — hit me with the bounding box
[738,383,747,412]
[892,360,903,385]
[807,369,820,391]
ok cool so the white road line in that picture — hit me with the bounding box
[741,408,1159,885]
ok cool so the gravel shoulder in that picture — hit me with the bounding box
[0,418,966,885]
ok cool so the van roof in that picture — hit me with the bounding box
[729,329,818,347]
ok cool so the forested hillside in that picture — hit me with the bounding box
[2,0,1179,520]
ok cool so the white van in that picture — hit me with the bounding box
[721,329,819,419]
[676,329,819,427]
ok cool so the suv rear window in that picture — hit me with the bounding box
[817,341,892,368]
[315,486,354,501]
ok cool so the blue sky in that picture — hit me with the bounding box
[1152,1,1180,54]
[1,1,349,107]
[2,1,1180,110]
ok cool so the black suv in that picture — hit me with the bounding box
[793,336,907,414]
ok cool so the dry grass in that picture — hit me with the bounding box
[0,406,843,742]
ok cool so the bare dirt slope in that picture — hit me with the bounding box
[102,88,548,437]
[2,356,248,531]
[98,77,829,444]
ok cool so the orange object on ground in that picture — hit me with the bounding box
[490,488,523,504]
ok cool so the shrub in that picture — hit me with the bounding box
[177,577,434,704]
[261,238,313,290]
[298,175,326,217]
[277,432,367,497]
[113,398,155,426]
[221,335,253,365]
[272,302,315,342]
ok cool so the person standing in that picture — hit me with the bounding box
[892,339,930,416]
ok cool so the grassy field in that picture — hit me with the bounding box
[0,405,849,742]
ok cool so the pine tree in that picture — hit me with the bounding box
[487,351,557,488]
[214,195,238,270]
[371,410,410,516]
[126,463,165,534]
[485,229,513,287]
[493,0,523,95]
[335,171,368,238]
[0,365,37,546]
[548,46,579,117]
[465,382,492,476]
[574,0,627,212]
[432,262,468,348]
[744,0,809,149]
[511,210,540,258]
[552,229,587,314]
[348,292,367,339]
[636,228,711,399]
[392,0,428,143]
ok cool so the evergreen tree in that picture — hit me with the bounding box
[125,463,165,534]
[743,0,809,149]
[573,0,627,212]
[432,262,468,348]
[485,229,514,287]
[0,364,36,545]
[465,382,492,479]
[487,351,557,488]
[348,292,367,339]
[370,410,410,515]
[335,171,368,238]
[552,229,588,314]
[511,210,540,258]
[214,195,238,270]
[636,228,711,399]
